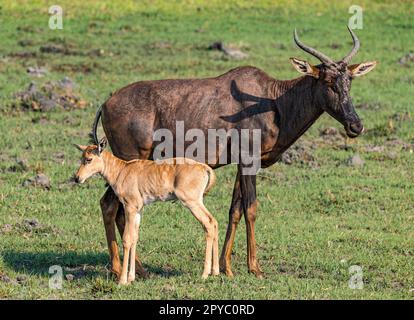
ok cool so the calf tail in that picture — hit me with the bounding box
[204,166,216,195]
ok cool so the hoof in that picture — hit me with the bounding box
[111,270,121,281]
[118,278,129,286]
[211,269,220,276]
[249,269,264,279]
[222,269,234,277]
[219,262,234,277]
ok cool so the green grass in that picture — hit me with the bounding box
[0,0,413,299]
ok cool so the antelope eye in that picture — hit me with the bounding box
[85,158,92,164]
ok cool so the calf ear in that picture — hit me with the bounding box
[98,137,107,153]
[348,61,377,78]
[290,57,319,78]
[74,144,87,151]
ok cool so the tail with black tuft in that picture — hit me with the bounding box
[90,104,103,145]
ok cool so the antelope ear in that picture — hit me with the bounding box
[348,61,377,78]
[290,57,319,78]
[98,137,107,153]
[74,144,87,151]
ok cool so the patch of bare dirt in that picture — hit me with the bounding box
[13,77,89,111]
[345,154,364,167]
[280,141,317,167]
[7,158,29,172]
[208,41,249,60]
[22,173,51,189]
[27,66,48,77]
[8,51,37,59]
[0,218,63,238]
[356,102,383,110]
[399,52,414,66]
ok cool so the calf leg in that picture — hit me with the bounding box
[220,168,243,277]
[127,208,142,284]
[119,204,139,285]
[184,201,216,279]
[196,202,220,276]
[100,187,122,278]
[211,214,219,276]
[115,208,148,278]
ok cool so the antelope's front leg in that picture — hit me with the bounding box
[240,174,263,278]
[220,168,243,277]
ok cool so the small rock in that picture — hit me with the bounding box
[23,173,51,189]
[320,127,338,136]
[17,158,29,171]
[346,154,364,167]
[23,218,40,229]
[208,41,249,60]
[1,224,13,233]
[0,273,11,283]
[35,173,51,189]
[37,97,57,112]
[399,52,414,66]
[208,41,224,51]
[386,151,397,160]
[53,152,65,164]
[223,47,249,60]
[8,158,29,172]
[16,275,27,284]
[27,66,48,77]
[56,76,75,92]
[65,274,75,281]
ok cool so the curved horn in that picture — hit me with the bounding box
[293,29,334,64]
[342,26,360,64]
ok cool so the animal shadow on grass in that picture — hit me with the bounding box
[2,250,108,279]
[1,250,183,279]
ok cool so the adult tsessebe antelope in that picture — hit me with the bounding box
[91,27,376,278]
[74,138,218,284]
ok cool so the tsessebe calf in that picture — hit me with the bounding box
[74,138,218,284]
